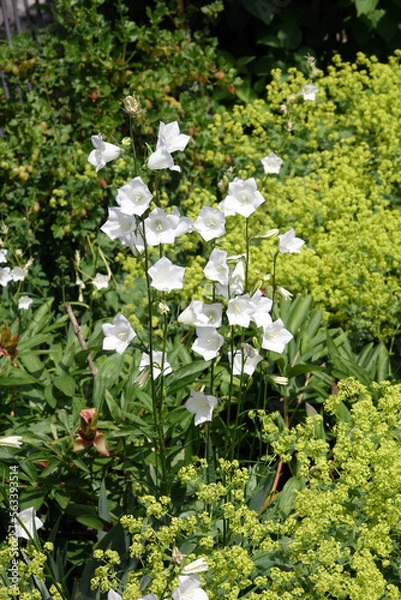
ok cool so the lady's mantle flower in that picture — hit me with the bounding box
[262,319,293,354]
[191,327,224,361]
[116,177,153,216]
[261,152,283,174]
[139,351,172,379]
[102,314,136,354]
[88,133,120,172]
[301,84,319,101]
[16,507,43,539]
[0,435,23,448]
[193,206,226,241]
[220,177,265,218]
[18,295,33,310]
[185,390,217,426]
[173,575,208,600]
[278,229,305,254]
[148,256,185,292]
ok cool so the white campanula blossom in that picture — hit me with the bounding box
[193,206,226,241]
[171,207,194,237]
[0,435,23,448]
[185,390,218,426]
[178,301,222,328]
[88,133,120,172]
[148,121,190,173]
[231,344,262,376]
[102,314,136,354]
[181,557,209,575]
[157,121,191,153]
[191,326,224,361]
[107,592,122,600]
[278,228,305,254]
[216,259,245,299]
[139,350,172,379]
[203,248,229,286]
[16,507,43,539]
[250,289,273,328]
[172,575,208,600]
[220,177,265,218]
[144,207,180,246]
[18,295,33,310]
[11,267,27,282]
[226,294,256,327]
[261,152,283,174]
[116,176,153,216]
[301,84,319,101]
[101,207,136,242]
[148,256,185,293]
[0,267,12,287]
[92,273,109,290]
[262,319,293,354]
[0,249,7,263]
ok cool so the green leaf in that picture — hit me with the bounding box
[276,476,305,517]
[104,389,122,421]
[98,479,110,523]
[355,0,380,16]
[166,360,210,394]
[53,375,76,397]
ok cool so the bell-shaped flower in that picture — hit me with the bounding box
[185,390,218,426]
[191,327,224,361]
[148,256,185,292]
[18,295,33,310]
[0,267,12,287]
[193,206,226,241]
[301,84,319,101]
[145,207,180,246]
[148,146,181,172]
[250,290,273,328]
[181,557,209,575]
[231,344,262,376]
[216,259,245,299]
[11,267,27,282]
[226,294,256,327]
[88,133,120,172]
[0,249,7,263]
[116,176,153,216]
[0,435,23,448]
[16,507,43,539]
[102,314,136,354]
[278,228,305,254]
[101,207,136,243]
[172,575,208,600]
[156,121,191,154]
[172,207,194,237]
[139,350,172,379]
[108,592,122,600]
[92,273,109,290]
[203,249,229,286]
[178,301,222,328]
[262,319,293,354]
[261,152,283,174]
[220,177,265,218]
